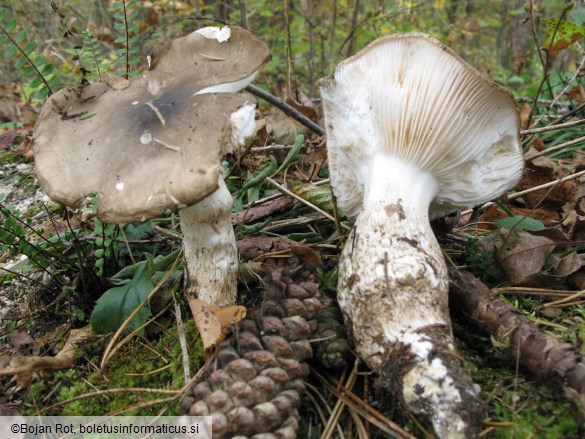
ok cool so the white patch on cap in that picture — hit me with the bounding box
[229,103,257,150]
[195,26,231,42]
[140,133,153,144]
[116,181,125,191]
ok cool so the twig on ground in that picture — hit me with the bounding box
[510,169,585,199]
[173,292,190,383]
[265,177,350,230]
[449,270,585,417]
[245,84,325,136]
[525,135,585,160]
[521,118,585,135]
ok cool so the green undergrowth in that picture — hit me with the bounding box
[22,321,203,416]
[459,340,584,439]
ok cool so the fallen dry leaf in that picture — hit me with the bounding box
[480,229,582,286]
[188,299,246,358]
[0,129,17,150]
[0,327,91,386]
[232,197,294,225]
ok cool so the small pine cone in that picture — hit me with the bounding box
[314,298,351,369]
[183,256,336,438]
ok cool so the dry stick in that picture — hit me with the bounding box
[265,177,351,230]
[449,270,585,417]
[509,169,585,200]
[525,134,585,161]
[520,118,585,135]
[245,84,325,136]
[173,292,190,383]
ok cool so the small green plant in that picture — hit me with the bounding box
[0,7,60,100]
[89,194,122,277]
[79,29,108,82]
[464,237,499,282]
[112,0,141,79]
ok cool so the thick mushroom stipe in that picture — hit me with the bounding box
[180,177,238,305]
[320,33,522,438]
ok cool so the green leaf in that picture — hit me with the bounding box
[29,75,43,88]
[14,55,27,69]
[496,215,545,231]
[128,10,139,20]
[5,44,17,58]
[112,2,124,10]
[15,29,26,44]
[34,87,49,99]
[4,17,17,33]
[23,40,36,54]
[541,18,585,56]
[114,22,126,31]
[0,8,7,21]
[90,260,154,334]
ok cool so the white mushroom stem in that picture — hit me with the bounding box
[179,176,237,306]
[338,154,481,438]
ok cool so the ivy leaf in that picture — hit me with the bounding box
[90,258,154,334]
[541,18,585,56]
[496,215,545,232]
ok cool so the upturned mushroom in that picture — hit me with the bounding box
[33,26,270,306]
[320,33,523,437]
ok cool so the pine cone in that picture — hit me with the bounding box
[314,295,351,369]
[181,257,325,438]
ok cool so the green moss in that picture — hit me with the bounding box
[22,320,204,416]
[462,344,584,439]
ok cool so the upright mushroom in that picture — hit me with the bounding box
[320,33,523,437]
[33,27,270,306]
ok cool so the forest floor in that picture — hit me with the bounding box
[1,76,585,438]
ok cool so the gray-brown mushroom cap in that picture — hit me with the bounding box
[33,27,270,223]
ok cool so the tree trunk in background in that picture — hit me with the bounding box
[501,0,531,74]
[203,0,232,22]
